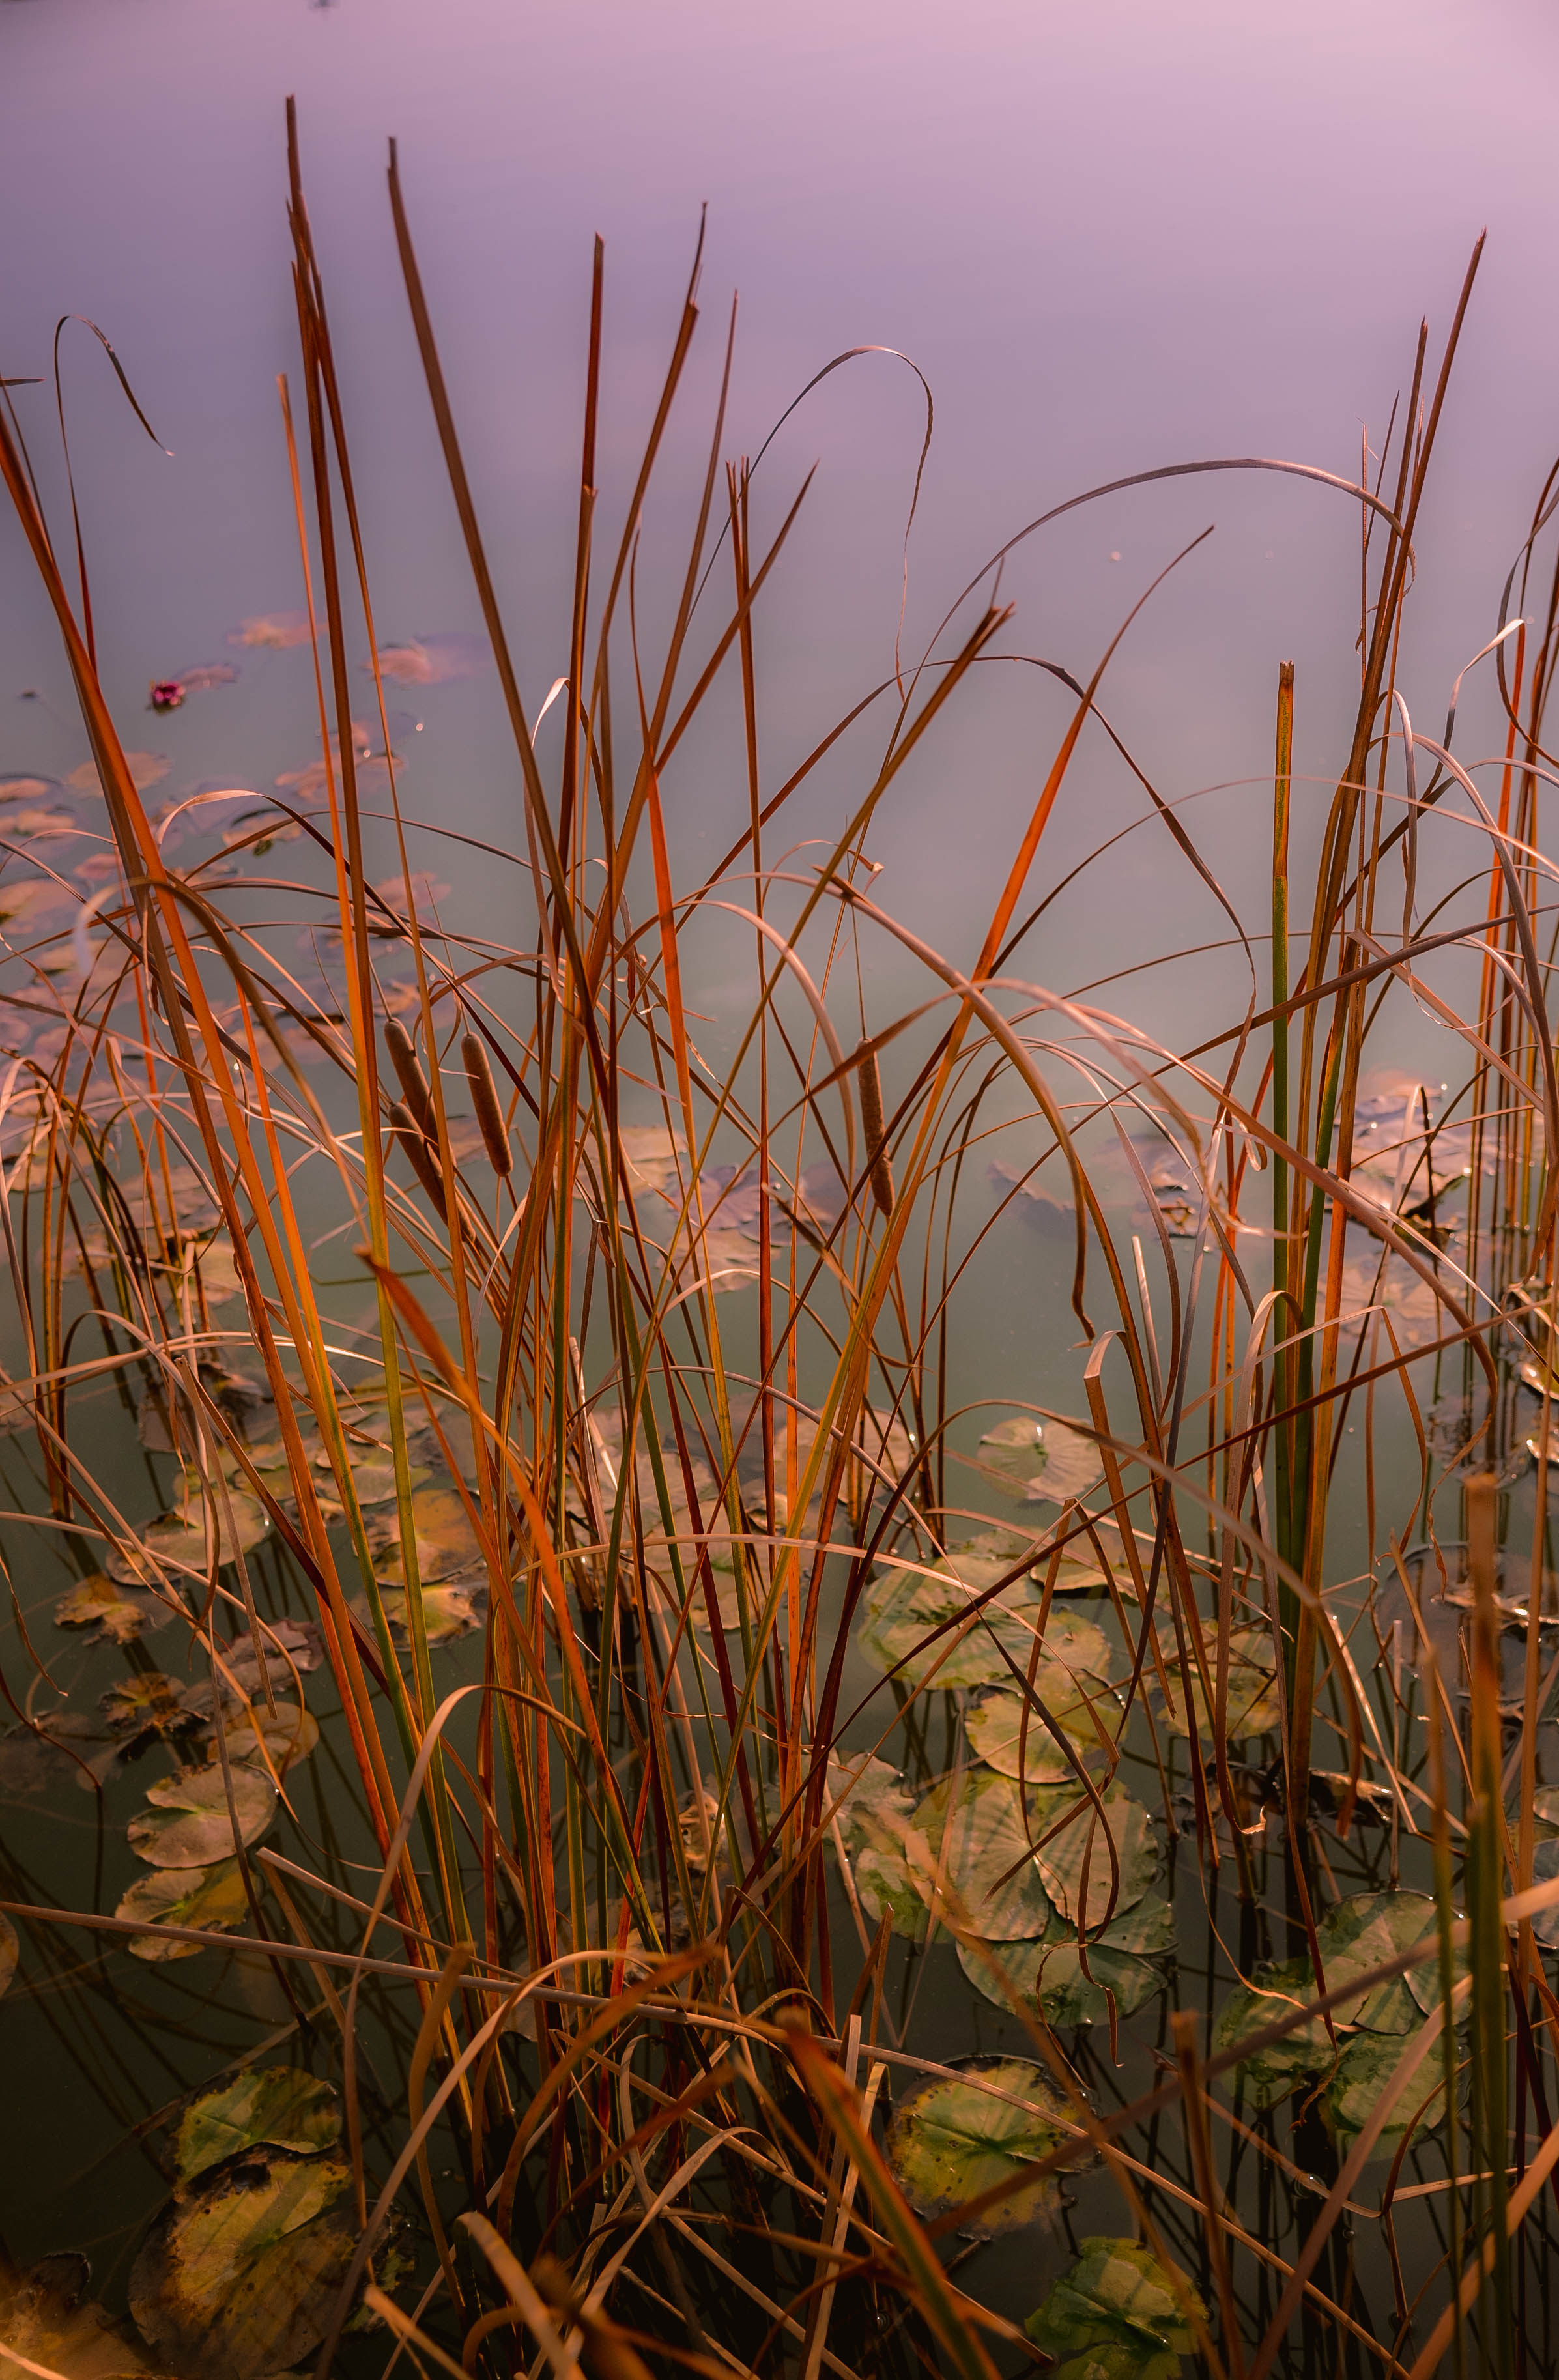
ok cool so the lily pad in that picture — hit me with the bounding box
[128,1766,276,1869]
[956,1933,1162,2026]
[907,1770,1056,1940]
[107,1495,270,1586]
[1029,1786,1157,1931]
[1530,1840,1559,1950]
[1154,1629,1282,1741]
[0,2252,164,2380]
[115,1860,251,1961]
[859,1558,1108,1693]
[1325,2026,1452,2158]
[354,1580,483,1648]
[176,2071,339,2185]
[823,1753,924,1937]
[1213,1955,1327,2100]
[366,1482,481,1586]
[214,1705,320,1772]
[1313,1892,1442,2026]
[102,1674,204,1748]
[977,1415,1102,1504]
[0,1910,16,1998]
[885,2056,1074,2233]
[54,1572,156,1645]
[1025,2237,1206,2379]
[129,2148,368,2379]
[966,1672,1117,1782]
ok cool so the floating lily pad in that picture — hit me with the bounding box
[214,1705,320,1772]
[859,1558,1108,1693]
[1029,1786,1156,1931]
[885,2056,1074,2233]
[823,1753,924,1936]
[1530,1841,1559,1950]
[106,1495,270,1586]
[977,1415,1102,1505]
[0,2251,164,2380]
[0,1911,16,1998]
[966,1671,1117,1782]
[908,1770,1056,1940]
[115,1860,250,1961]
[1153,1629,1282,1741]
[354,1580,483,1648]
[102,1673,203,1747]
[1025,2237,1206,2379]
[956,1933,1162,2026]
[1213,1955,1327,2099]
[1313,1892,1442,2026]
[129,2149,367,2379]
[1325,2026,1452,2158]
[176,2070,339,2185]
[128,1766,276,1869]
[54,1572,156,1645]
[1352,1976,1420,2037]
[367,1482,481,1586]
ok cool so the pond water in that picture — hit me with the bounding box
[5,5,1559,2377]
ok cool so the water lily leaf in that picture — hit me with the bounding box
[0,1910,16,1998]
[54,1572,155,1644]
[221,1620,323,1698]
[858,1558,1108,1692]
[102,1674,203,1746]
[977,1415,1102,1505]
[1097,1889,1175,1957]
[129,2148,369,2379]
[116,1860,250,1961]
[128,1766,276,1869]
[367,1482,481,1586]
[1212,1955,1326,2099]
[1153,1629,1281,1740]
[176,2071,339,2185]
[1029,1786,1156,1930]
[355,1580,483,1648]
[966,1672,1117,1781]
[823,1754,924,1936]
[907,1770,1056,1939]
[106,1495,270,1586]
[1325,2026,1452,2158]
[1530,1841,1559,1949]
[1025,2237,1206,2379]
[1354,1976,1420,2037]
[214,1705,319,1772]
[975,1415,1046,1492]
[1313,1892,1441,2026]
[885,2056,1074,2232]
[0,1711,115,1799]
[0,2252,164,2380]
[956,1934,1161,2026]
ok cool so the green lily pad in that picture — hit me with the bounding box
[129,2148,369,2378]
[354,1580,483,1648]
[824,1755,925,1937]
[858,1556,1109,1692]
[176,2071,339,2185]
[976,1415,1102,1504]
[908,1770,1057,1939]
[1095,1889,1175,1957]
[966,1672,1117,1782]
[128,1766,276,1869]
[956,1934,1162,2026]
[0,1911,16,1998]
[54,1572,155,1644]
[0,2252,164,2380]
[885,2056,1075,2233]
[115,1860,251,1961]
[1153,1629,1282,1741]
[1352,1976,1420,2037]
[1324,2026,1452,2158]
[107,1496,270,1586]
[1213,1955,1327,2100]
[1313,1892,1441,2026]
[1029,1786,1157,1930]
[1025,2237,1207,2379]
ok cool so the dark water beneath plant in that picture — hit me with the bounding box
[5,1,1559,2370]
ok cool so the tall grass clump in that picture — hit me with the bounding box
[3,117,1559,2380]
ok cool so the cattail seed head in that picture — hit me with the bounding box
[461,1031,512,1175]
[389,1098,446,1218]
[856,1040,895,1218]
[384,1016,435,1137]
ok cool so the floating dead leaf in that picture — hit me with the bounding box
[128,1765,276,1868]
[102,1674,204,1747]
[176,2069,339,2186]
[212,1704,320,1772]
[54,1571,156,1644]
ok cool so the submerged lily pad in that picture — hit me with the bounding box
[54,1572,156,1645]
[1025,2237,1206,2379]
[128,1766,276,1869]
[885,2056,1075,2233]
[966,1671,1117,1781]
[176,2071,339,2185]
[1325,2026,1452,2158]
[1029,1786,1157,1931]
[908,1770,1056,1939]
[0,2252,164,2380]
[116,1861,250,1961]
[129,2149,367,2379]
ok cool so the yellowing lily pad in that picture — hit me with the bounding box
[1153,1628,1282,1741]
[107,1495,270,1586]
[823,1753,924,1937]
[176,2070,339,2185]
[1026,2237,1206,2379]
[908,1770,1056,1940]
[116,1860,250,1961]
[215,1705,319,1772]
[885,2056,1075,2233]
[966,1671,1118,1781]
[956,1932,1164,2026]
[128,1766,276,1869]
[1029,1786,1157,1930]
[1313,1892,1442,2027]
[1213,1955,1327,2100]
[128,2149,365,2379]
[54,1572,155,1644]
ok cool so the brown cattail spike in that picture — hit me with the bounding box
[461,1030,512,1175]
[389,1098,446,1219]
[856,1040,895,1218]
[384,1016,435,1137]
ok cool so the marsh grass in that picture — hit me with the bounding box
[1,118,1559,2380]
